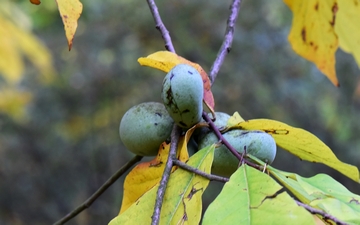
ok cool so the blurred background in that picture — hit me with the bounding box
[1,0,360,224]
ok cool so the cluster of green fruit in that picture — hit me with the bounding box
[119,64,277,177]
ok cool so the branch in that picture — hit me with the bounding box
[173,159,229,183]
[53,155,143,225]
[295,200,348,225]
[146,0,176,52]
[202,112,264,171]
[151,125,181,225]
[209,0,242,84]
[202,111,243,161]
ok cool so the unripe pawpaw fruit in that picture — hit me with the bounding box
[161,64,203,129]
[119,102,174,156]
[198,129,277,177]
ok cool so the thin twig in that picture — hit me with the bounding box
[151,125,181,225]
[146,0,175,52]
[202,111,243,161]
[295,200,348,225]
[209,0,242,84]
[53,155,143,225]
[203,112,263,171]
[173,159,229,183]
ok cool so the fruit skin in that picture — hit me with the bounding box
[161,64,204,129]
[119,102,174,156]
[198,129,277,177]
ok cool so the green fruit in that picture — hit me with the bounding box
[198,129,277,177]
[161,64,203,129]
[119,102,174,156]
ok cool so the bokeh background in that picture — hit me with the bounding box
[1,0,360,224]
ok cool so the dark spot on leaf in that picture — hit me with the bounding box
[154,123,158,126]
[179,121,187,127]
[155,112,162,117]
[330,3,338,27]
[188,70,193,75]
[301,27,306,43]
[264,129,289,135]
[187,186,203,200]
[314,2,319,11]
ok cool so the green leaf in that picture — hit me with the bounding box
[202,165,315,225]
[269,167,360,225]
[109,144,215,225]
[230,118,359,183]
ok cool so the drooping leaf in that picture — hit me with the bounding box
[270,168,360,225]
[138,51,215,111]
[284,0,339,86]
[110,145,215,225]
[55,0,83,50]
[284,0,360,86]
[202,165,315,225]
[335,0,360,68]
[230,118,359,183]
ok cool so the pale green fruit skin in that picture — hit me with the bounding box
[198,129,277,177]
[161,64,204,129]
[119,102,174,156]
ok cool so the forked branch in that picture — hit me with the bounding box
[210,0,242,84]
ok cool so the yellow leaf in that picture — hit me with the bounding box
[138,51,215,110]
[335,1,360,68]
[231,119,359,183]
[226,111,245,127]
[56,0,83,50]
[110,145,215,225]
[284,0,339,86]
[0,12,55,84]
[119,142,170,214]
[119,135,191,215]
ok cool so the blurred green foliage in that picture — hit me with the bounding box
[1,0,360,224]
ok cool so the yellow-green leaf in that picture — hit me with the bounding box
[56,0,83,50]
[284,0,339,86]
[110,145,215,225]
[231,118,359,183]
[203,165,316,225]
[138,51,215,111]
[270,168,360,225]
